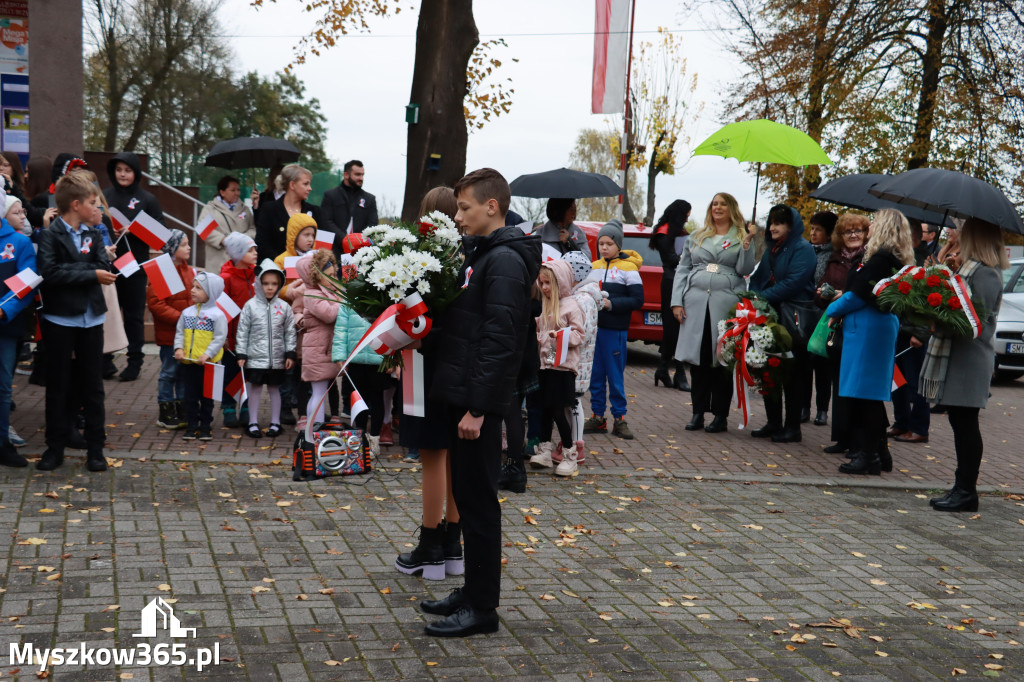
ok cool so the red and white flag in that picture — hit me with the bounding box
[196,214,219,241]
[401,348,426,418]
[591,0,632,114]
[314,230,335,251]
[226,370,247,405]
[114,251,140,278]
[3,267,42,299]
[350,389,368,422]
[142,253,185,299]
[215,292,241,321]
[203,362,224,401]
[891,365,907,392]
[128,211,172,251]
[552,327,571,368]
[108,207,130,234]
[284,256,300,279]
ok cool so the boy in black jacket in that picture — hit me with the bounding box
[418,169,541,637]
[36,173,118,472]
[104,151,165,382]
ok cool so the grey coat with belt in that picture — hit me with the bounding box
[931,264,1002,409]
[670,234,756,366]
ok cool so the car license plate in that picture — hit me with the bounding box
[1007,342,1024,354]
[645,312,662,326]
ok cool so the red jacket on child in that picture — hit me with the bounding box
[219,260,255,352]
[147,260,196,347]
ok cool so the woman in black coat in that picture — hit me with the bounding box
[649,200,691,391]
[254,164,321,262]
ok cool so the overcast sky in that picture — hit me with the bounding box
[220,0,760,222]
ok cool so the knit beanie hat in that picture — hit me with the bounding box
[3,193,21,217]
[162,229,186,256]
[223,231,256,264]
[598,219,624,250]
[560,250,592,284]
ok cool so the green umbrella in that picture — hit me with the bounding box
[692,119,833,221]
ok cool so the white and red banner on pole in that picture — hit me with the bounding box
[552,327,571,368]
[142,253,185,299]
[591,0,632,114]
[892,365,907,392]
[108,208,130,234]
[314,230,335,251]
[114,252,140,278]
[215,292,241,321]
[350,389,368,421]
[3,267,42,300]
[128,211,172,251]
[284,256,300,280]
[226,369,247,405]
[196,214,219,242]
[203,363,224,401]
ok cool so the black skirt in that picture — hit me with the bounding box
[245,367,287,386]
[399,349,450,451]
[530,369,577,409]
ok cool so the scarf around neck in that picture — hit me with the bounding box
[919,259,982,404]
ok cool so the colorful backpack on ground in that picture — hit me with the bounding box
[292,420,372,481]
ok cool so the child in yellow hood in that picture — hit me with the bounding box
[275,213,317,301]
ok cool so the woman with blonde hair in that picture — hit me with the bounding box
[928,218,1006,512]
[825,209,914,475]
[254,163,321,262]
[670,193,757,433]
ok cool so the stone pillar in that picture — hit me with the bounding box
[28,0,84,158]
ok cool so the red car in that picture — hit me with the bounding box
[576,221,665,344]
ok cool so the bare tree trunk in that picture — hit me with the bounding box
[644,132,666,226]
[401,0,478,222]
[908,0,948,170]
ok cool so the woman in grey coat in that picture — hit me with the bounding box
[926,219,1005,512]
[671,193,756,433]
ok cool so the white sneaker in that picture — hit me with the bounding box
[554,450,579,477]
[366,434,380,458]
[8,426,26,447]
[529,441,554,469]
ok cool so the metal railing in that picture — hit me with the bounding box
[142,171,204,267]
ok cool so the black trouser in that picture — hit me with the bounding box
[42,321,105,451]
[763,346,807,429]
[659,275,679,366]
[180,363,214,430]
[947,406,982,492]
[347,363,387,436]
[447,406,502,611]
[847,397,887,453]
[690,307,732,417]
[504,397,525,460]
[892,337,930,436]
[115,272,147,366]
[541,407,572,447]
[804,353,831,412]
[829,356,851,444]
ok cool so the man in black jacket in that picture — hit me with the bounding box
[418,168,541,638]
[320,160,378,249]
[104,152,166,381]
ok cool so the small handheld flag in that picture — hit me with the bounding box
[142,253,185,299]
[892,365,907,392]
[350,390,368,421]
[108,207,130,234]
[215,292,241,321]
[552,327,571,368]
[3,267,43,299]
[114,252,140,278]
[128,211,172,251]
[226,369,247,405]
[284,256,300,279]
[203,363,224,400]
[196,214,219,241]
[314,230,335,251]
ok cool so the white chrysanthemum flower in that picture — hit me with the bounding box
[368,268,391,290]
[718,320,729,335]
[416,279,431,295]
[427,211,456,231]
[388,288,405,302]
[745,348,767,367]
[432,226,461,246]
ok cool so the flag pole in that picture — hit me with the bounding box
[616,0,637,221]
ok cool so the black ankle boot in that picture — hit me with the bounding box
[838,450,881,476]
[673,364,690,392]
[443,520,464,576]
[877,439,893,472]
[932,486,979,512]
[929,487,956,507]
[498,456,527,493]
[704,415,728,433]
[685,414,705,431]
[824,441,850,454]
[654,364,672,387]
[771,427,801,443]
[752,422,781,438]
[395,525,445,580]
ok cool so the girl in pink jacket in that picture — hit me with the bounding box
[295,250,341,427]
[530,259,585,476]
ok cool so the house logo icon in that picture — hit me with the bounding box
[133,597,196,638]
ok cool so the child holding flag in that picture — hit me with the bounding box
[147,230,195,430]
[273,214,317,425]
[235,260,296,438]
[529,260,585,476]
[219,232,258,427]
[0,197,37,467]
[295,251,341,429]
[173,272,227,441]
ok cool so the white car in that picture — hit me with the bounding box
[995,257,1024,381]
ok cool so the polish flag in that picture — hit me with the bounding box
[3,267,43,299]
[350,389,368,422]
[196,214,219,241]
[128,211,172,251]
[108,207,130,234]
[114,252,140,278]
[891,365,907,392]
[203,362,224,401]
[591,0,632,114]
[142,253,185,299]
[226,370,247,405]
[314,230,335,251]
[215,292,241,321]
[284,256,300,279]
[552,327,571,368]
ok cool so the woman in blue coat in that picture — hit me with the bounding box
[825,209,914,475]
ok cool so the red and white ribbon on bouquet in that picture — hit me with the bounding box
[949,273,981,339]
[715,298,767,429]
[305,292,434,443]
[871,264,916,296]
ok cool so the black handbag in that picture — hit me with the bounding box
[778,299,821,344]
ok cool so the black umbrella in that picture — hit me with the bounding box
[509,167,622,199]
[810,173,956,227]
[204,136,300,170]
[868,168,1024,234]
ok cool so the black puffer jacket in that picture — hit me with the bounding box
[103,152,165,262]
[432,226,542,416]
